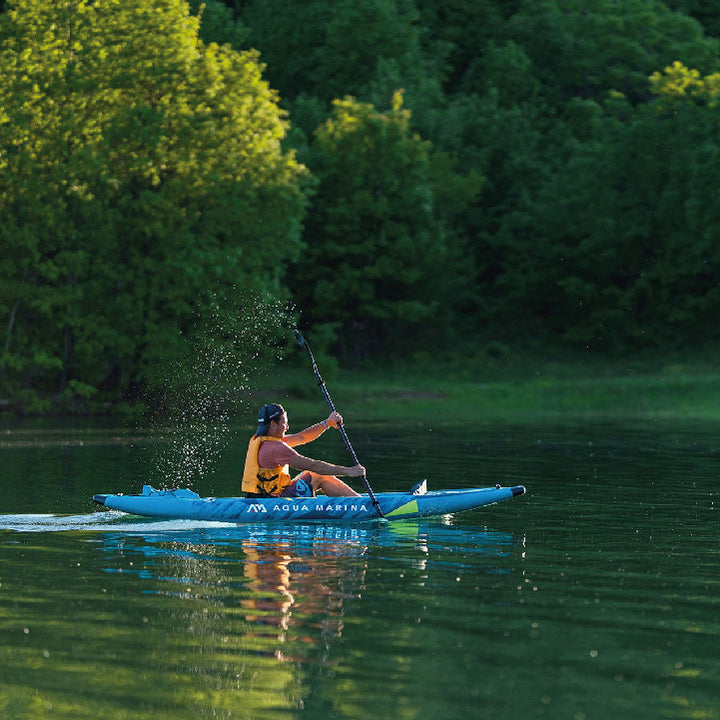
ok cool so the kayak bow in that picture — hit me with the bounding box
[93,483,526,523]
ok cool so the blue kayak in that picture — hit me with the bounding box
[93,483,525,523]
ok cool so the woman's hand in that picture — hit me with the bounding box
[325,411,343,428]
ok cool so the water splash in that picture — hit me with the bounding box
[0,511,236,533]
[150,293,295,489]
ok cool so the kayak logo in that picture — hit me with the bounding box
[244,501,370,515]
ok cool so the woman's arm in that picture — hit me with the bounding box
[259,435,363,477]
[289,453,366,477]
[284,411,343,447]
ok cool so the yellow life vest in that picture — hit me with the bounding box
[242,435,293,496]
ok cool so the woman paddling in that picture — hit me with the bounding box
[242,403,364,499]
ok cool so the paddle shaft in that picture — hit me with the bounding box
[294,329,384,518]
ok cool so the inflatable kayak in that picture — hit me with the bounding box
[92,483,526,523]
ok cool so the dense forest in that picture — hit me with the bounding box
[2,0,720,413]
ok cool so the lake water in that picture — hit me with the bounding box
[1,417,718,719]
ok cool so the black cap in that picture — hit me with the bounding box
[256,403,284,435]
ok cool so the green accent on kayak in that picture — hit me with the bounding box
[386,499,419,517]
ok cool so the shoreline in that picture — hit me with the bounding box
[3,360,720,424]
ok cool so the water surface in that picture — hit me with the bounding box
[1,419,718,719]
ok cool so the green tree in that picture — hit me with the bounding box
[188,0,249,48]
[236,0,449,149]
[649,60,720,103]
[240,0,425,103]
[153,0,720,358]
[414,0,520,90]
[0,0,308,411]
[664,1,720,39]
[416,1,720,349]
[505,88,720,350]
[290,92,466,359]
[508,0,719,105]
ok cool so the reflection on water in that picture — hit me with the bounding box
[0,512,518,719]
[94,521,517,666]
[2,419,720,719]
[99,524,379,667]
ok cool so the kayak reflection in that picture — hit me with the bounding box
[97,522,520,669]
[99,524,373,666]
[239,533,366,662]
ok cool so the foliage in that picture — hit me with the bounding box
[503,92,720,350]
[239,0,427,102]
[4,0,720,412]
[507,0,719,105]
[0,0,308,411]
[649,60,720,103]
[290,92,471,359]
[188,0,249,47]
[664,1,720,39]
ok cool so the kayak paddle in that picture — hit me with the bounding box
[294,328,384,518]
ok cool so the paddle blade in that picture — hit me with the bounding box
[294,327,308,349]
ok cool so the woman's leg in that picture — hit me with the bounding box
[305,472,360,497]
